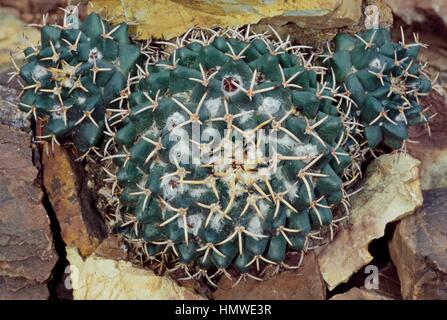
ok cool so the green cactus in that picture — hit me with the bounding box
[102,28,359,282]
[322,27,439,150]
[16,12,141,154]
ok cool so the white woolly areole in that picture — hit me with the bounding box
[205,97,222,117]
[369,58,382,69]
[259,97,281,116]
[160,176,187,200]
[294,144,319,161]
[189,187,208,199]
[247,215,263,235]
[88,48,103,63]
[32,65,49,80]
[177,214,203,236]
[77,96,86,105]
[164,112,186,132]
[276,167,299,200]
[238,112,252,124]
[258,199,270,216]
[221,74,243,97]
[209,214,224,232]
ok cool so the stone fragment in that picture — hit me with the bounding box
[213,252,326,300]
[318,154,423,291]
[66,247,204,300]
[42,143,108,257]
[0,124,57,299]
[389,188,447,300]
[330,287,392,300]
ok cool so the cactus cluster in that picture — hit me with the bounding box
[105,29,359,282]
[12,9,440,284]
[322,28,441,150]
[14,12,141,154]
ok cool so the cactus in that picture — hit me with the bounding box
[102,28,360,282]
[14,11,141,155]
[321,27,441,150]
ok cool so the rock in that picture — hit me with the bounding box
[318,153,423,291]
[93,235,127,261]
[372,263,403,299]
[0,0,76,24]
[0,124,57,299]
[408,92,447,190]
[66,246,204,300]
[42,142,108,257]
[389,188,447,300]
[90,0,363,41]
[385,0,447,32]
[0,70,29,129]
[330,287,392,300]
[0,8,39,70]
[213,252,326,300]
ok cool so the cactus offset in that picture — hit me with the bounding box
[322,27,441,150]
[16,11,141,155]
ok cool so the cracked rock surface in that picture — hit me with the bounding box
[0,124,57,299]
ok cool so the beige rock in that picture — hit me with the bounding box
[0,8,39,70]
[42,142,107,257]
[213,252,326,300]
[318,153,423,291]
[389,188,447,300]
[90,0,362,40]
[66,247,204,300]
[331,287,392,300]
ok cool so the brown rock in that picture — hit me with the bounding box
[389,188,447,300]
[318,153,423,291]
[331,287,392,300]
[213,252,326,300]
[0,124,57,299]
[408,92,447,190]
[372,263,403,299]
[42,143,107,257]
[94,235,127,261]
[385,0,447,31]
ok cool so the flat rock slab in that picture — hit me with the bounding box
[66,247,204,300]
[331,287,392,300]
[318,153,423,291]
[389,188,447,299]
[213,252,326,300]
[0,124,57,299]
[90,0,362,40]
[42,144,107,257]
